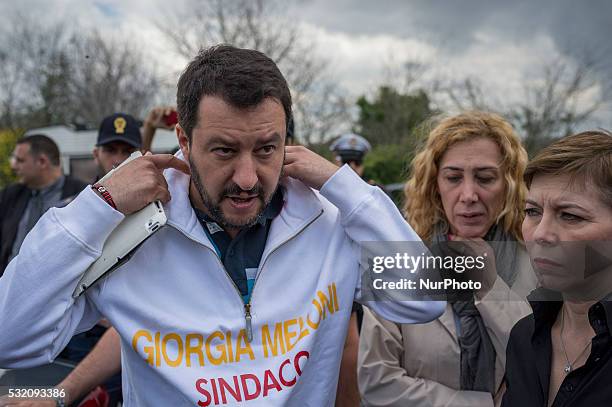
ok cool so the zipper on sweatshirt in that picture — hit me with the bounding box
[244,303,253,342]
[214,258,253,344]
[245,208,325,338]
[200,246,258,343]
[174,208,324,343]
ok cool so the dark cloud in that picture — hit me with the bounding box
[293,0,612,65]
[293,0,612,107]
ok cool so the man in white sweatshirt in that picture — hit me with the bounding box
[0,45,445,406]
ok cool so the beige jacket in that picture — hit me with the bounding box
[358,260,536,407]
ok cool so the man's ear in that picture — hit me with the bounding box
[36,153,50,168]
[92,147,100,166]
[176,124,190,161]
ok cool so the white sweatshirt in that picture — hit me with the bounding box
[0,160,445,406]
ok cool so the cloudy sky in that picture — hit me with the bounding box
[3,0,611,128]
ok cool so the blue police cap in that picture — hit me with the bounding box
[330,133,371,162]
[97,113,142,149]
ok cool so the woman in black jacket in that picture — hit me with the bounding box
[502,130,612,407]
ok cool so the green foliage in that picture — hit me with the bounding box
[355,85,438,198]
[0,129,21,188]
[363,144,410,185]
[356,86,436,147]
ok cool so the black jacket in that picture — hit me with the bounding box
[502,290,612,407]
[0,176,87,275]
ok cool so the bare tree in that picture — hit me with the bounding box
[442,77,492,112]
[156,0,350,144]
[66,31,161,126]
[438,58,605,156]
[0,15,69,129]
[381,56,431,96]
[0,14,163,131]
[297,83,352,143]
[510,59,602,155]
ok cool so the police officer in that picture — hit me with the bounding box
[330,132,372,407]
[93,113,142,176]
[330,132,371,178]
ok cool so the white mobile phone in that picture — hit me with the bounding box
[72,152,167,298]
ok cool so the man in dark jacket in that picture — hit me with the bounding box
[0,134,86,275]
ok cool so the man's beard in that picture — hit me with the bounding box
[97,164,109,178]
[189,156,279,230]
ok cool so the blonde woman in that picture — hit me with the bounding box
[358,111,535,406]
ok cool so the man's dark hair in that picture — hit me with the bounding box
[17,134,60,166]
[286,114,295,145]
[177,44,292,142]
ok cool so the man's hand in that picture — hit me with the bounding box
[143,106,177,131]
[141,106,177,152]
[283,145,339,190]
[99,153,190,215]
